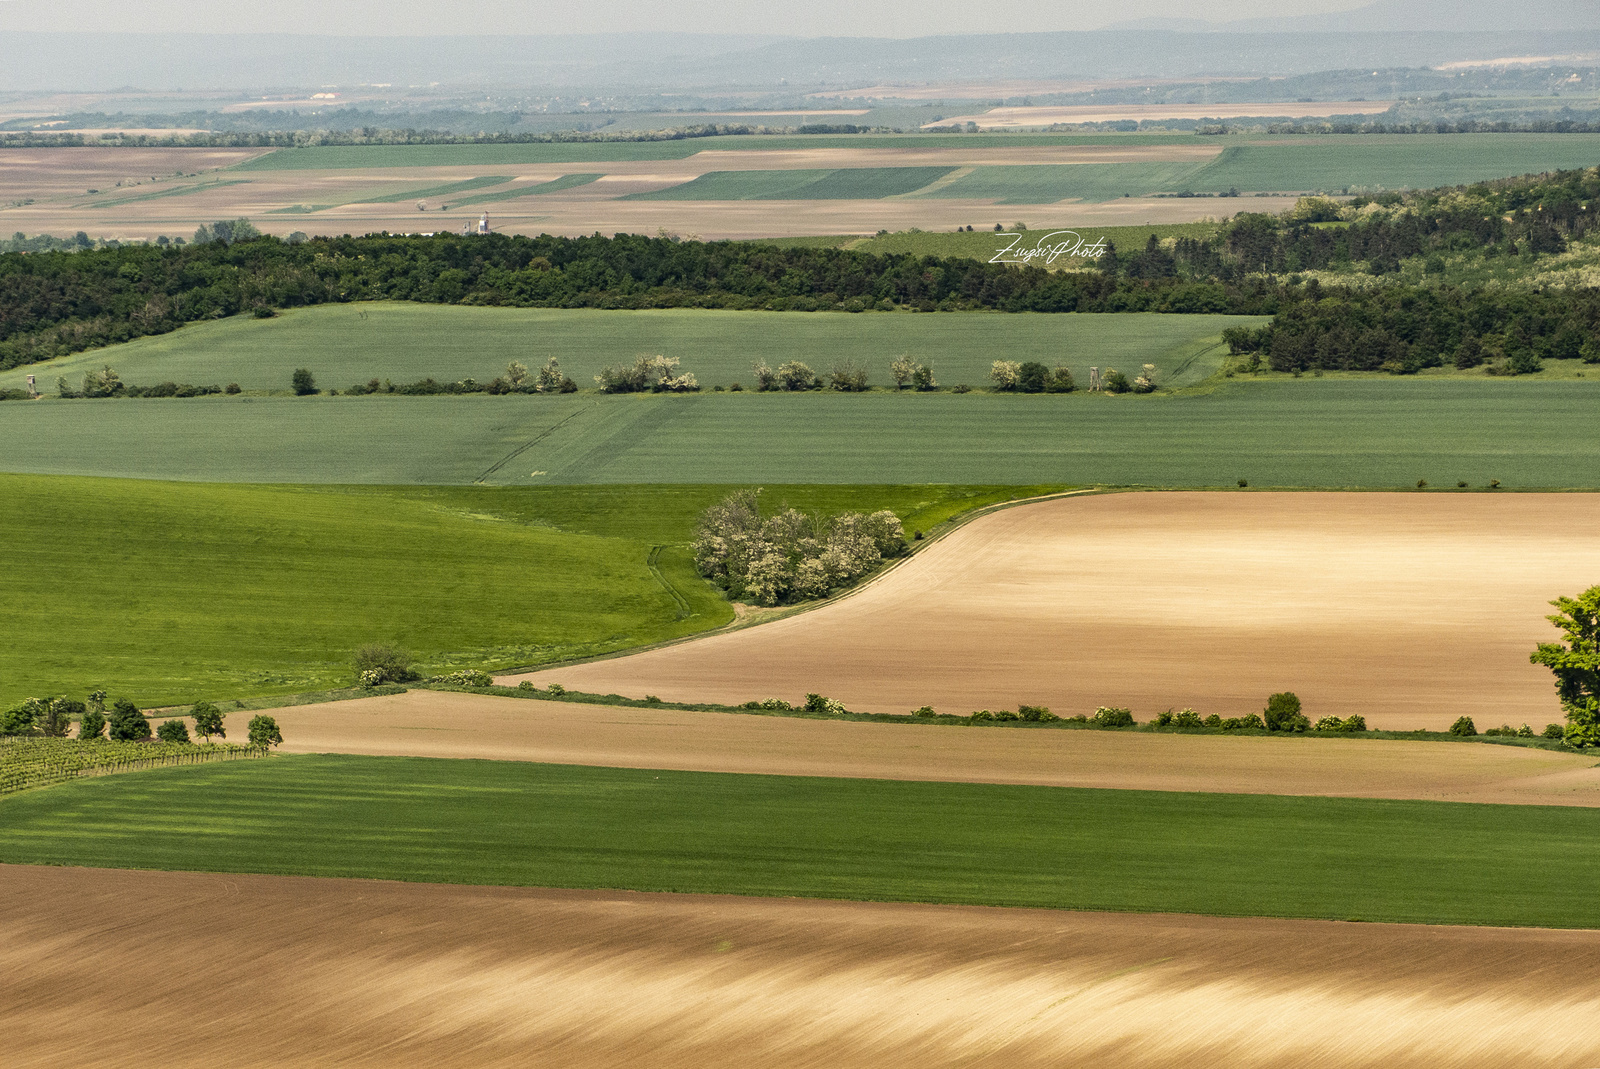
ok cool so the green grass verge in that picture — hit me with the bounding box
[624,167,958,200]
[0,305,1252,395]
[5,753,1600,927]
[0,476,1046,707]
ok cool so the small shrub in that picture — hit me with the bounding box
[1103,369,1131,393]
[828,361,870,391]
[804,693,847,715]
[1237,479,1248,488]
[1342,714,1368,732]
[989,360,1022,391]
[1449,715,1478,737]
[992,709,1021,722]
[517,680,535,691]
[1154,709,1174,726]
[247,714,283,749]
[1173,709,1203,727]
[438,669,493,687]
[224,383,241,394]
[1132,364,1157,393]
[291,368,317,395]
[969,710,995,722]
[1203,713,1223,728]
[1017,361,1049,393]
[1092,706,1135,728]
[354,644,414,685]
[911,705,937,718]
[1221,713,1266,731]
[951,383,970,394]
[546,683,566,696]
[1543,723,1565,739]
[1045,367,1075,393]
[910,364,938,391]
[156,719,191,743]
[1516,724,1535,738]
[1018,704,1058,722]
[776,361,817,391]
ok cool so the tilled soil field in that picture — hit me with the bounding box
[6,864,1600,1069]
[206,689,1600,807]
[506,492,1600,731]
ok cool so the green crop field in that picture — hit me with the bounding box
[447,174,602,207]
[2,378,1596,487]
[1185,136,1600,194]
[0,305,1252,395]
[0,475,1039,706]
[357,175,514,204]
[4,754,1600,927]
[918,162,1222,203]
[907,136,1600,202]
[625,166,959,200]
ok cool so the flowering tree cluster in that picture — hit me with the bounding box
[692,490,908,605]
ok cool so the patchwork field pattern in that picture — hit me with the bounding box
[4,132,1597,239]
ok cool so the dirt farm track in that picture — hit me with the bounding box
[507,492,1600,732]
[7,864,1600,1069]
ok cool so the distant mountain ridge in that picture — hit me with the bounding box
[2,26,1599,92]
[1107,0,1597,34]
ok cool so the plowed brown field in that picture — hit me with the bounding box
[505,492,1600,731]
[6,864,1600,1069]
[204,689,1600,806]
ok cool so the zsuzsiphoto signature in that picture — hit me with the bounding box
[989,230,1108,266]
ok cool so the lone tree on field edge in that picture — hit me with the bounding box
[1264,692,1309,732]
[247,714,283,750]
[1531,585,1600,746]
[191,701,225,743]
[291,368,317,395]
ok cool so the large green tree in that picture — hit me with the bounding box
[1530,586,1600,747]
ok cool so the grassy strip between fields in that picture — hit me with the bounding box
[3,753,1599,928]
[424,683,1577,752]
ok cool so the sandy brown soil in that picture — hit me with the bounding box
[505,492,1600,732]
[0,143,1231,240]
[200,689,1600,807]
[6,864,1600,1069]
[931,101,1396,128]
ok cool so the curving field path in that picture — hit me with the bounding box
[503,492,1600,731]
[207,690,1600,807]
[7,864,1600,1069]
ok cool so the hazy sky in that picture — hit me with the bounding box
[0,0,1375,37]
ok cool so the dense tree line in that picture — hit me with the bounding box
[2,167,1595,376]
[0,229,1289,370]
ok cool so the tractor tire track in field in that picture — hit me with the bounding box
[473,402,595,484]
